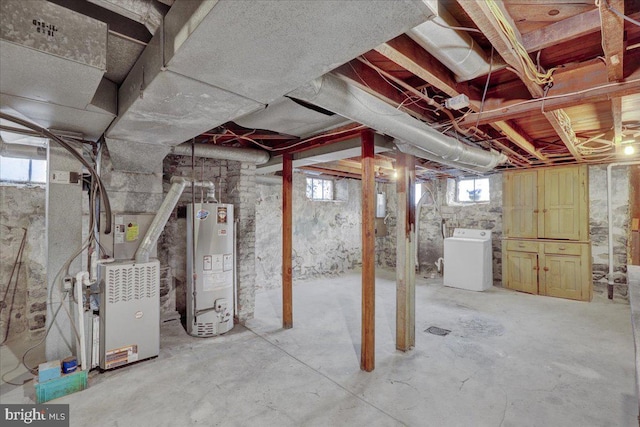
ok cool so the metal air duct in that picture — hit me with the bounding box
[407,4,504,82]
[107,0,436,151]
[288,74,507,173]
[86,0,165,35]
[0,137,47,160]
[170,143,270,165]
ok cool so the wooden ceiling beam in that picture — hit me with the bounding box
[460,74,640,126]
[458,0,582,160]
[374,35,462,99]
[371,31,546,162]
[598,0,625,149]
[521,9,601,53]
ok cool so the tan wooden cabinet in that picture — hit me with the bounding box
[502,165,591,301]
[503,165,588,240]
[502,240,592,301]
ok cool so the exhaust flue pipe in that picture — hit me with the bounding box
[135,177,215,263]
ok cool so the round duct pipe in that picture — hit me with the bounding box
[0,138,47,160]
[288,74,507,173]
[170,143,270,165]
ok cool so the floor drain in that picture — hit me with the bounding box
[425,326,451,336]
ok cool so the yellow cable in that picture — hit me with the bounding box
[486,0,556,86]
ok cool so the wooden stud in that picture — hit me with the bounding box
[282,153,293,329]
[396,153,416,351]
[361,130,376,372]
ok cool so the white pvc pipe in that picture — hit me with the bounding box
[75,271,89,371]
[607,161,640,299]
[135,176,215,263]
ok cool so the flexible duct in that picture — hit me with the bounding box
[607,161,640,299]
[170,143,270,165]
[407,5,504,82]
[288,74,507,173]
[135,177,215,263]
[0,138,46,160]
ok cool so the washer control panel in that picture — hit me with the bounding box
[451,228,492,240]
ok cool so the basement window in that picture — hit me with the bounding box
[456,177,490,203]
[0,156,47,184]
[306,177,334,201]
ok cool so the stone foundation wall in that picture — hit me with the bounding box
[255,173,362,291]
[0,186,47,341]
[589,165,631,299]
[376,174,503,284]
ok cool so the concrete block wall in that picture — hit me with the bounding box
[255,173,362,291]
[0,186,47,341]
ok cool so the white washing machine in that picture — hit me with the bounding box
[443,228,493,291]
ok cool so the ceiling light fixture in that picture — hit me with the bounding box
[623,145,635,155]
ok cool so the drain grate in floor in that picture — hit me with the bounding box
[425,326,451,336]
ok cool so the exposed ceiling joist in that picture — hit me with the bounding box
[598,0,625,149]
[460,76,640,126]
[521,9,601,53]
[458,0,583,160]
[372,32,546,162]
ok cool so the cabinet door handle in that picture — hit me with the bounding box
[533,266,538,271]
[543,267,549,272]
[558,246,566,250]
[543,209,548,213]
[533,209,539,213]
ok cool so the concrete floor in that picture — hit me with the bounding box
[1,271,636,426]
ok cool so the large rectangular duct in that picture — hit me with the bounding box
[107,0,437,152]
[0,0,116,141]
[164,0,438,104]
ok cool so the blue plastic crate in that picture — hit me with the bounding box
[35,370,87,403]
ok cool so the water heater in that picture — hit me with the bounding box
[186,203,234,337]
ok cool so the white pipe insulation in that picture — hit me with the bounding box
[288,74,507,173]
[135,177,215,263]
[607,161,640,299]
[170,143,270,165]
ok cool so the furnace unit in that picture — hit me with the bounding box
[186,203,234,337]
